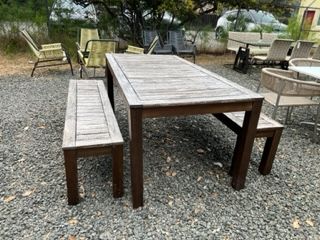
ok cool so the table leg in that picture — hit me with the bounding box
[106,65,115,110]
[64,150,79,205]
[233,47,250,74]
[129,108,143,208]
[231,100,262,190]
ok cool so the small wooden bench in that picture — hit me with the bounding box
[62,80,124,205]
[214,112,283,175]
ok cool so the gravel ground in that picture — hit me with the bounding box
[0,57,319,239]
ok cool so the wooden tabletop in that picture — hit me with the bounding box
[106,54,263,108]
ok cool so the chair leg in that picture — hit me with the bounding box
[84,67,89,78]
[112,145,123,198]
[67,56,74,75]
[272,106,278,119]
[79,66,83,79]
[285,107,290,124]
[259,129,283,175]
[31,60,39,77]
[313,104,320,141]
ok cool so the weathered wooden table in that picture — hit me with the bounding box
[106,54,264,208]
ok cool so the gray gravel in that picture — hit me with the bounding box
[0,62,319,239]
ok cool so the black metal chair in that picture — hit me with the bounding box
[168,30,196,63]
[142,30,173,54]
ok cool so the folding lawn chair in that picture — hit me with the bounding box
[20,30,73,77]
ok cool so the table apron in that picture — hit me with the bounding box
[140,101,255,118]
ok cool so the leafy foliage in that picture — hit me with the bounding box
[0,0,298,53]
[74,0,296,45]
[286,14,301,40]
[0,0,53,24]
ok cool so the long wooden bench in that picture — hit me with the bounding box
[62,80,123,205]
[214,112,283,175]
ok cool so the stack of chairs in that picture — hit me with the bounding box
[142,30,173,54]
[167,30,196,63]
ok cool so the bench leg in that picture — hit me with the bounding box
[112,145,124,198]
[64,150,79,205]
[259,129,283,175]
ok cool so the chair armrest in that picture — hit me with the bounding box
[126,45,144,54]
[185,39,194,44]
[41,43,62,50]
[76,42,81,50]
[77,50,86,64]
[77,50,84,59]
[39,47,65,58]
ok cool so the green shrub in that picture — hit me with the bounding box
[278,14,301,40]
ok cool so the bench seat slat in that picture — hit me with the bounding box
[76,133,110,141]
[62,81,77,149]
[97,81,124,145]
[77,128,109,135]
[76,139,122,148]
[77,119,107,125]
[77,124,108,130]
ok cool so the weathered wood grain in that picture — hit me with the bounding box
[62,80,77,149]
[62,79,124,205]
[62,80,123,150]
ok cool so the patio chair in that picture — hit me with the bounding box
[257,68,320,138]
[20,30,73,77]
[125,35,159,54]
[78,39,118,78]
[76,28,100,53]
[168,30,196,63]
[142,30,173,54]
[252,39,294,66]
[286,40,315,61]
[311,45,320,60]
